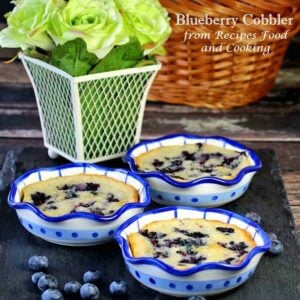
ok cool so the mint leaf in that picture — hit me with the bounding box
[89,37,144,74]
[50,38,98,77]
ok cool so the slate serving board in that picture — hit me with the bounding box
[0,148,299,300]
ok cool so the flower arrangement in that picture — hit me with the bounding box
[0,0,171,76]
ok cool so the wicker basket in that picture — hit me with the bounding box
[149,0,300,109]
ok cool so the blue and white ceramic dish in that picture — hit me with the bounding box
[8,163,150,246]
[115,206,271,297]
[125,134,262,207]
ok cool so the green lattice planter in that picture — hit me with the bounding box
[19,53,161,162]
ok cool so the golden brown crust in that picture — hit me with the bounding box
[128,233,154,257]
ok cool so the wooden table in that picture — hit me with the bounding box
[0,35,299,238]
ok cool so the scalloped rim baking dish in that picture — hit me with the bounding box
[115,206,271,297]
[8,163,150,246]
[125,134,262,207]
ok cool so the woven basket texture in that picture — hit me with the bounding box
[149,0,300,109]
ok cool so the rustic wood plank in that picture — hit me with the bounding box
[1,120,300,142]
[0,48,18,60]
[292,213,300,226]
[282,172,300,183]
[0,129,42,138]
[0,83,299,113]
[245,142,300,173]
[283,183,300,195]
[290,200,300,207]
[0,138,43,149]
[0,60,299,88]
[291,207,300,213]
[1,101,300,142]
[0,61,29,84]
[142,112,300,142]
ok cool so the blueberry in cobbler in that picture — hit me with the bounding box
[216,227,235,234]
[28,255,49,271]
[31,192,51,206]
[106,193,119,203]
[218,241,249,256]
[153,159,164,168]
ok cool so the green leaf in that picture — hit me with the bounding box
[135,57,156,67]
[24,49,50,63]
[89,37,144,74]
[50,38,98,77]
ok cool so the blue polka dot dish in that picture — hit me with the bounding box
[115,206,271,297]
[125,134,262,207]
[8,163,150,246]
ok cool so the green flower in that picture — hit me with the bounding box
[116,0,171,55]
[0,0,65,51]
[48,0,128,59]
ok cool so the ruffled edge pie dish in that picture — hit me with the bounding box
[8,163,150,246]
[115,206,271,297]
[125,134,262,207]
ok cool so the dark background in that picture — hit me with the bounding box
[0,1,13,22]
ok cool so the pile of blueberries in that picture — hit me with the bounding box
[28,256,128,300]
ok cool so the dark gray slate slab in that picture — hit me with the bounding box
[0,148,299,300]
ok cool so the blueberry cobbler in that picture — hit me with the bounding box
[135,143,251,181]
[22,174,138,217]
[128,218,256,269]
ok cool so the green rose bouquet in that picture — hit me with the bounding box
[0,0,171,163]
[0,0,171,76]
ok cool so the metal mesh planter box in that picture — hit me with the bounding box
[19,53,161,162]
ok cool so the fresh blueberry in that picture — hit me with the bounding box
[83,270,103,283]
[268,240,283,255]
[64,281,82,295]
[41,289,64,300]
[109,281,128,296]
[80,283,100,299]
[245,212,261,224]
[267,232,278,241]
[187,297,206,300]
[28,255,49,271]
[38,275,59,292]
[31,272,46,285]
